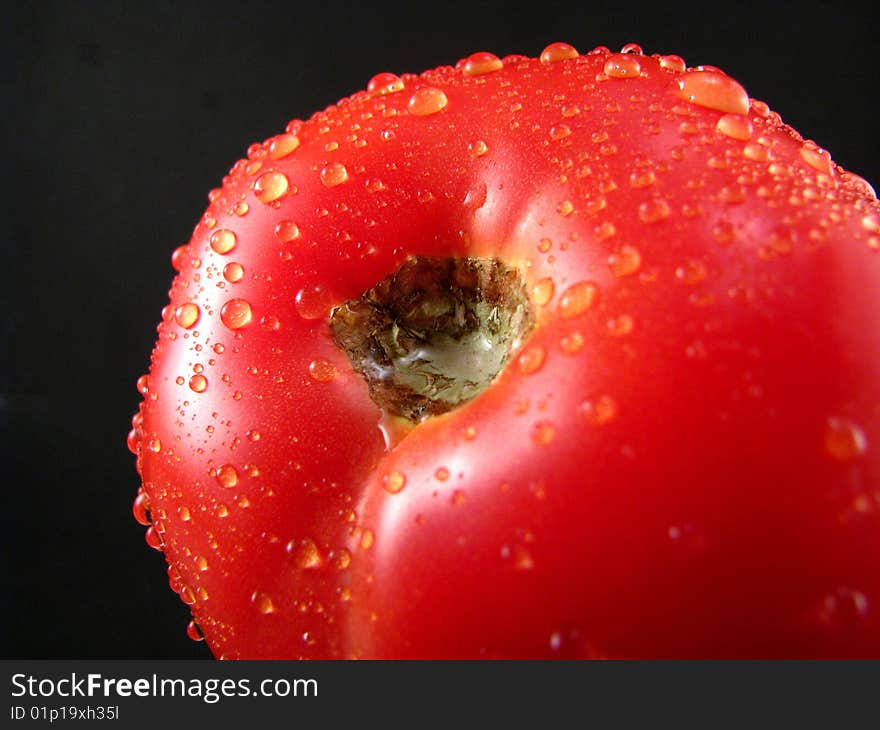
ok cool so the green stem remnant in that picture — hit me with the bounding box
[330,257,535,423]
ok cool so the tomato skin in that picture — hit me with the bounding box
[134,45,880,658]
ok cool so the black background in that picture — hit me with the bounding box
[1,0,877,659]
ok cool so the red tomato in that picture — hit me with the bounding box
[131,43,880,658]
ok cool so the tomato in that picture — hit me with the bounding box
[130,42,880,658]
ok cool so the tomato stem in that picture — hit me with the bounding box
[330,256,534,422]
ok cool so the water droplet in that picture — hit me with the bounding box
[517,345,546,375]
[638,198,671,223]
[136,374,150,395]
[220,298,253,330]
[767,162,791,178]
[469,140,488,157]
[368,72,404,95]
[145,525,163,550]
[127,429,141,455]
[532,421,556,446]
[608,245,642,277]
[132,491,150,525]
[179,584,196,605]
[586,196,607,215]
[800,144,833,175]
[862,214,880,233]
[254,171,289,204]
[502,543,536,571]
[463,51,503,76]
[223,262,244,283]
[532,277,555,306]
[719,185,746,204]
[308,359,337,382]
[712,219,736,244]
[408,87,448,116]
[276,220,301,245]
[434,466,450,481]
[167,565,183,594]
[331,548,352,570]
[189,374,208,393]
[251,591,275,614]
[557,200,574,216]
[295,284,333,320]
[580,395,617,425]
[678,71,749,114]
[750,99,770,116]
[604,53,641,78]
[185,620,204,642]
[680,202,701,218]
[360,528,375,550]
[540,42,579,63]
[216,464,239,488]
[560,331,585,355]
[716,113,752,140]
[767,227,795,256]
[658,54,686,73]
[268,133,300,159]
[174,302,200,329]
[383,470,407,494]
[365,178,387,193]
[549,124,571,140]
[558,281,599,319]
[607,314,634,336]
[629,169,656,188]
[209,229,237,255]
[743,143,770,162]
[286,537,322,569]
[320,162,349,187]
[171,245,190,272]
[675,259,708,285]
[464,181,487,210]
[824,418,868,462]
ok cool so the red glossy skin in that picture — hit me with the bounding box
[132,43,880,658]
